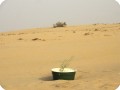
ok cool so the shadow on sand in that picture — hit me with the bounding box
[39,75,53,81]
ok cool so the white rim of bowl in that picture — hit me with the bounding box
[51,68,76,72]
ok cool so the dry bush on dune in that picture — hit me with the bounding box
[53,21,67,28]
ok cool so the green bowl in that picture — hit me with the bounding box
[52,68,76,80]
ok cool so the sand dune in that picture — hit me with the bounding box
[0,24,120,90]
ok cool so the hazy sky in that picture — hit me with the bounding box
[0,0,120,32]
[115,0,120,4]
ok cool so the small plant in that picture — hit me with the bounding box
[59,56,74,72]
[53,21,67,28]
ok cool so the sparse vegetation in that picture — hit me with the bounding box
[53,21,67,28]
[18,38,23,40]
[18,33,24,35]
[84,32,90,35]
[73,31,76,33]
[42,39,46,41]
[32,38,46,41]
[32,38,40,41]
[94,29,99,31]
[93,24,97,26]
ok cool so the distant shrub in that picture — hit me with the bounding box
[93,24,97,26]
[84,32,90,35]
[53,21,67,28]
[73,31,76,33]
[94,28,99,31]
[32,38,40,41]
[18,38,23,40]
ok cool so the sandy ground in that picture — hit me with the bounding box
[0,24,120,90]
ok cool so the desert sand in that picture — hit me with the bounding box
[0,24,120,90]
